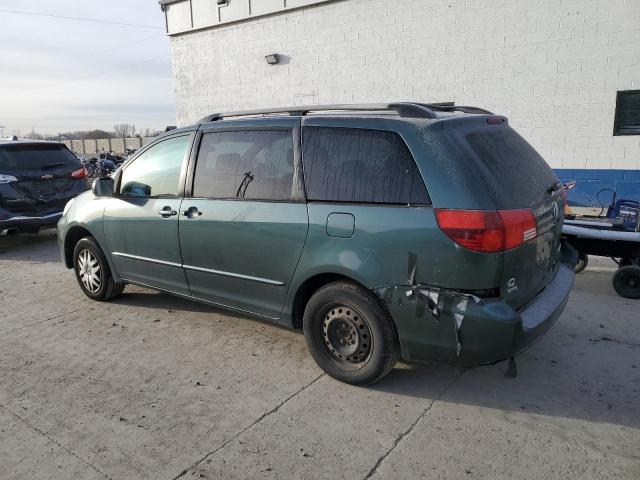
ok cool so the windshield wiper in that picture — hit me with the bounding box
[236,171,254,198]
[546,181,561,195]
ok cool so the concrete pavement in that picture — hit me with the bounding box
[0,231,638,479]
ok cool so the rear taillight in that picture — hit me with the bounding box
[71,167,88,179]
[435,209,537,253]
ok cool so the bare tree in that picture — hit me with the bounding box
[141,127,161,137]
[113,123,136,138]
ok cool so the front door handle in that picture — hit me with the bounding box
[158,207,178,217]
[182,206,203,219]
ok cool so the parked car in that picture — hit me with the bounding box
[0,140,89,234]
[57,103,576,385]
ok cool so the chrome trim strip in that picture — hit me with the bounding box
[121,278,280,321]
[182,264,285,286]
[112,252,285,286]
[112,252,182,268]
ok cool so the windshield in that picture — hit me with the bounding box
[0,144,81,172]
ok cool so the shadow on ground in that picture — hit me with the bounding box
[0,229,60,263]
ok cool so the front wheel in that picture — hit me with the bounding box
[303,281,399,385]
[574,253,588,273]
[612,266,640,299]
[73,237,124,301]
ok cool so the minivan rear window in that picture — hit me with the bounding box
[465,129,558,208]
[302,127,430,205]
[0,144,80,171]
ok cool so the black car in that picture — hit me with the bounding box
[0,140,89,234]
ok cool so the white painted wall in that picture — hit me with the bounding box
[169,0,640,169]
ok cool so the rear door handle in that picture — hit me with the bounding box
[182,206,202,219]
[158,207,178,217]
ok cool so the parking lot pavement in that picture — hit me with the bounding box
[0,231,638,480]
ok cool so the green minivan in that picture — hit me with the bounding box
[58,103,576,385]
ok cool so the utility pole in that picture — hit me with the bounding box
[0,126,5,137]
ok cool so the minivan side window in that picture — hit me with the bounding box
[193,130,295,201]
[302,127,430,205]
[119,135,190,197]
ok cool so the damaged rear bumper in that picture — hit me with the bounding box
[0,211,63,233]
[375,256,576,367]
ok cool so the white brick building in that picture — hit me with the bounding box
[161,0,640,172]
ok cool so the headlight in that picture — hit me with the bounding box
[0,174,18,184]
[63,198,75,216]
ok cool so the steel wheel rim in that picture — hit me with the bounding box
[621,270,639,289]
[320,304,372,367]
[77,249,102,293]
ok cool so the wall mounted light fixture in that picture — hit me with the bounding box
[265,54,280,65]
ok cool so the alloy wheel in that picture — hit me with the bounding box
[77,249,102,293]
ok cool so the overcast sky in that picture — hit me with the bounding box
[0,0,176,136]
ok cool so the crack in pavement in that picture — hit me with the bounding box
[0,308,83,337]
[172,373,325,479]
[364,369,467,479]
[0,402,113,480]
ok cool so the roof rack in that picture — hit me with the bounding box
[423,104,495,115]
[197,102,494,123]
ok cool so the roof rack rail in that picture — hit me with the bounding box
[196,102,494,124]
[197,102,445,123]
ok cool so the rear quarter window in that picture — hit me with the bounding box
[0,144,80,171]
[302,127,430,205]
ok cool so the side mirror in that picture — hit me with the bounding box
[92,177,114,197]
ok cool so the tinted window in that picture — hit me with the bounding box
[0,144,80,171]
[302,127,429,204]
[120,135,190,197]
[193,130,295,201]
[613,90,640,135]
[466,128,558,207]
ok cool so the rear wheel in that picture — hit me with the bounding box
[612,266,640,299]
[619,258,633,267]
[574,253,588,273]
[73,237,124,301]
[303,281,399,385]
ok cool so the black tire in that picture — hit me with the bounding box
[612,266,640,299]
[73,237,125,301]
[303,281,399,385]
[574,253,589,273]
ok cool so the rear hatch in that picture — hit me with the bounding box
[0,143,87,216]
[464,126,564,309]
[428,119,564,310]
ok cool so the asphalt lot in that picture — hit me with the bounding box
[0,230,638,480]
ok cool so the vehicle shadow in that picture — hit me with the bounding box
[114,289,301,333]
[0,229,60,263]
[115,283,639,432]
[371,323,640,431]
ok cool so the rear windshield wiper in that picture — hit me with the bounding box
[546,181,561,195]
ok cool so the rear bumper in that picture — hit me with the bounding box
[376,245,577,367]
[0,211,62,233]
